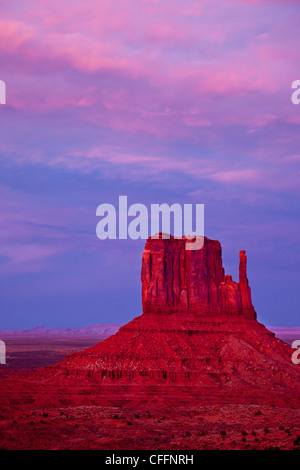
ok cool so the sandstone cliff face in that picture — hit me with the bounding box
[141,235,256,319]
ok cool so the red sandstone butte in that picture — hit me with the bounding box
[141,236,256,319]
[16,234,298,407]
[0,235,300,450]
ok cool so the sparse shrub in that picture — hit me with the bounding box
[220,430,227,436]
[293,436,300,446]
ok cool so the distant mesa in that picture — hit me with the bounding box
[0,324,122,337]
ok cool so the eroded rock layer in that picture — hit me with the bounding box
[142,236,256,319]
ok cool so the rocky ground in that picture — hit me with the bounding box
[0,398,299,450]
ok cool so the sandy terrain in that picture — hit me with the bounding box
[0,397,299,450]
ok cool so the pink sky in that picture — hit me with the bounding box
[0,0,299,328]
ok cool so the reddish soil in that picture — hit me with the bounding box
[0,386,299,450]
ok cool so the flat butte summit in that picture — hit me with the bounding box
[0,235,299,450]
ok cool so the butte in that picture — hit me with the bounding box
[2,234,298,410]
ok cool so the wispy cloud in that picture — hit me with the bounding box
[0,0,299,327]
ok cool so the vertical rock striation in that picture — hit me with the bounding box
[141,235,256,319]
